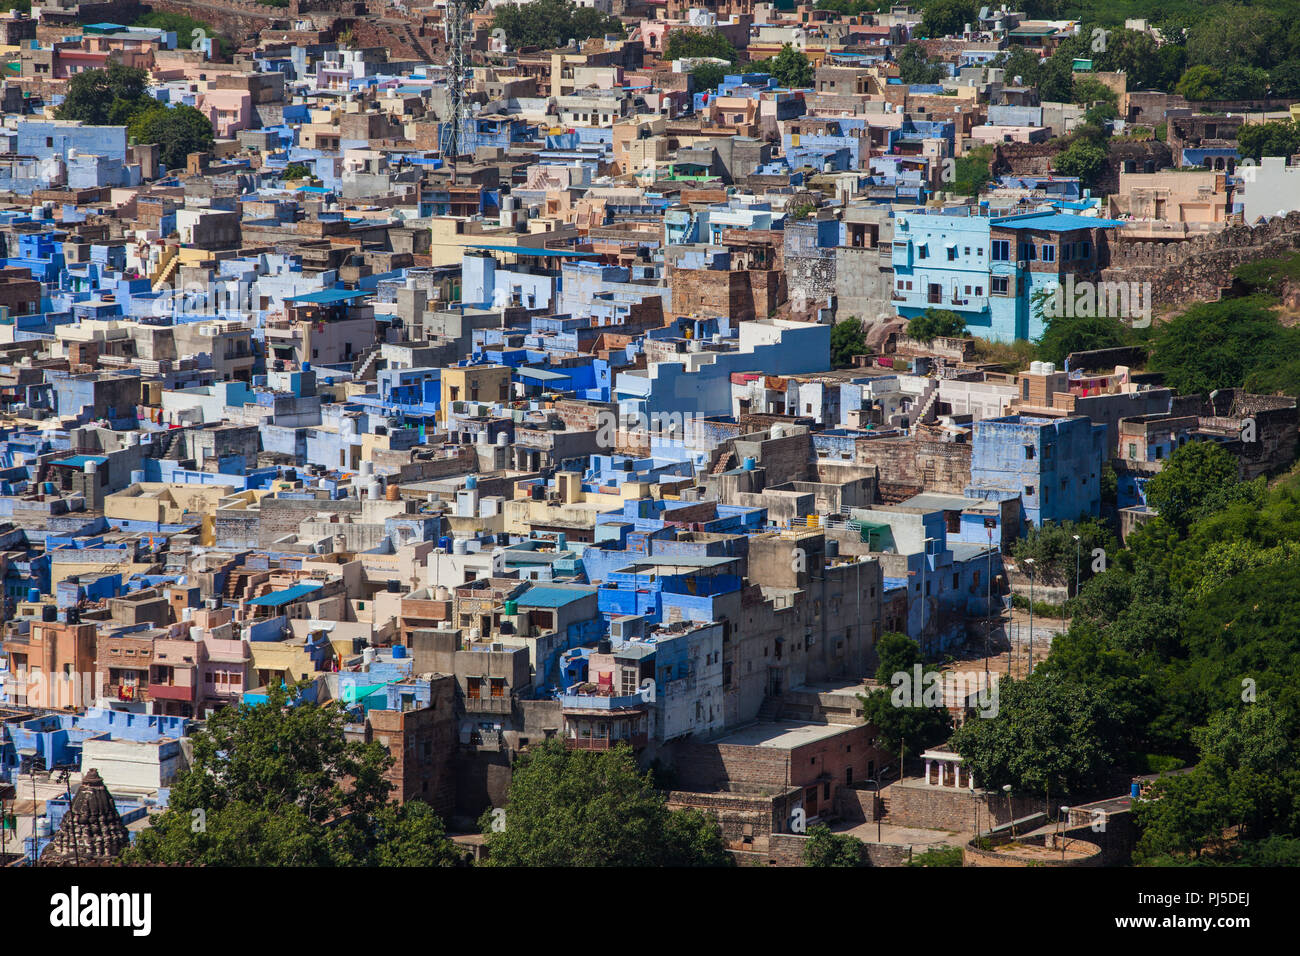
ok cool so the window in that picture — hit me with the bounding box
[991,276,1009,295]
[1042,244,1056,263]
[918,244,929,259]
[1019,242,1037,261]
[952,573,960,589]
[1128,442,1137,459]
[467,678,481,699]
[490,677,505,698]
[991,239,1010,261]
[1080,241,1091,258]
[1025,485,1035,496]
[1024,445,1035,460]
[947,246,957,261]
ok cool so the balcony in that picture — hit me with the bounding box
[566,732,649,751]
[559,691,647,711]
[147,683,193,702]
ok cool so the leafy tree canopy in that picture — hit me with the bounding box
[478,739,733,866]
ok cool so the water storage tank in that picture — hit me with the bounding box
[466,475,478,490]
[385,483,400,501]
[362,647,376,666]
[190,626,203,641]
[302,361,312,373]
[1029,360,1044,375]
[131,469,145,485]
[392,644,407,659]
[367,481,381,500]
[360,460,373,477]
[27,587,39,603]
[452,538,468,555]
[438,535,452,551]
[770,425,785,439]
[504,600,518,615]
[83,460,97,475]
[496,432,508,446]
[1041,362,1056,374]
[743,457,756,471]
[36,818,51,838]
[825,539,839,558]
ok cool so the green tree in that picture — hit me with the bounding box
[281,162,312,180]
[1133,758,1239,862]
[897,41,944,84]
[479,739,733,866]
[1148,296,1286,397]
[1176,65,1222,101]
[803,824,866,865]
[690,62,728,93]
[950,671,1118,796]
[124,682,463,866]
[1035,312,1130,367]
[1011,518,1117,590]
[1219,65,1269,99]
[663,28,737,62]
[906,309,966,342]
[1144,441,1243,533]
[127,104,215,170]
[859,633,952,757]
[770,43,813,88]
[830,316,866,368]
[1071,76,1117,107]
[1236,120,1300,161]
[907,844,963,866]
[491,0,623,51]
[56,61,151,127]
[1051,139,1108,184]
[919,0,978,39]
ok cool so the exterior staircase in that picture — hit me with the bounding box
[756,696,783,721]
[352,344,382,380]
[150,248,179,292]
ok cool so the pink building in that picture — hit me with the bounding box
[196,88,252,138]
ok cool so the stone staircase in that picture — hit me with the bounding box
[352,344,382,380]
[756,695,783,721]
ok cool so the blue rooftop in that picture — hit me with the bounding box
[517,586,593,608]
[51,455,108,468]
[467,244,600,257]
[286,288,370,305]
[990,212,1126,232]
[247,583,323,607]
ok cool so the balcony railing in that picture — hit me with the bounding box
[566,733,649,751]
[147,683,193,702]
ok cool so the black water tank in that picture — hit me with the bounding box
[1144,160,1155,173]
[387,580,402,593]
[597,639,612,654]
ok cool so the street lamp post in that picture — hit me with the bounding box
[1059,805,1071,861]
[1003,783,1014,838]
[1072,533,1081,628]
[920,537,934,658]
[1024,558,1035,675]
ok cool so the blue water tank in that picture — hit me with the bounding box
[302,361,312,373]
[392,645,407,659]
[131,470,145,484]
[43,482,55,495]
[743,457,756,470]
[1131,782,1141,799]
[466,475,478,490]
[27,587,40,602]
[439,536,452,552]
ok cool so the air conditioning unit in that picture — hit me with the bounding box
[1016,260,1028,269]
[491,642,505,652]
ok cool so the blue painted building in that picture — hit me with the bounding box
[966,415,1107,527]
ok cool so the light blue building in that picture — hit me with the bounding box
[966,415,1107,527]
[890,211,992,331]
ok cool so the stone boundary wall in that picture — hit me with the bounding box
[1103,211,1300,310]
